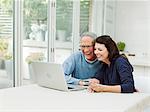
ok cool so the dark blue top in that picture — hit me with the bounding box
[94,56,135,93]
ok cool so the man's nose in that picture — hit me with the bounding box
[83,47,90,52]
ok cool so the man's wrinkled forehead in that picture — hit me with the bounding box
[80,36,94,45]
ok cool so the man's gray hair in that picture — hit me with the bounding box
[80,32,97,40]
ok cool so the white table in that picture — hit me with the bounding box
[0,84,150,112]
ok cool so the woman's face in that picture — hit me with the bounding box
[94,43,109,63]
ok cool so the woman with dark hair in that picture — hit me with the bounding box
[89,35,135,93]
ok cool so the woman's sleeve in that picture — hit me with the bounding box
[117,58,135,93]
[92,65,104,83]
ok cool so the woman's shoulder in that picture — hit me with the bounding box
[115,55,128,63]
[114,55,131,67]
[115,55,133,71]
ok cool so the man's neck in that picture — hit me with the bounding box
[85,56,97,63]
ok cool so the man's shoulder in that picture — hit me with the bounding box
[64,51,83,62]
[63,51,84,67]
[71,51,83,57]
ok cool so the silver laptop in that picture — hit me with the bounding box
[30,62,86,91]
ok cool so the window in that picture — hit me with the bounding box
[23,0,48,84]
[0,0,13,88]
[80,0,91,34]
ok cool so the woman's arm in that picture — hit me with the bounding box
[89,57,135,93]
[89,83,121,93]
[116,57,135,93]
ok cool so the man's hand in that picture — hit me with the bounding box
[79,80,86,86]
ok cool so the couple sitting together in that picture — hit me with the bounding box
[63,32,135,93]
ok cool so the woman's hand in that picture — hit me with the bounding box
[88,83,104,92]
[79,78,99,86]
[89,83,121,93]
[87,78,102,92]
[89,78,100,84]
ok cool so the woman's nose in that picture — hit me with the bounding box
[94,49,98,54]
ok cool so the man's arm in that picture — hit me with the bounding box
[65,74,80,85]
[63,53,81,85]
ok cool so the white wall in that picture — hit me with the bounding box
[115,1,149,58]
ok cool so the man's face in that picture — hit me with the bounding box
[80,36,96,61]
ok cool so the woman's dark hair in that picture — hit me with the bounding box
[95,35,120,62]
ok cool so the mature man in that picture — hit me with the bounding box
[63,32,102,85]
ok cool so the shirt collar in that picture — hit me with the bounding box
[85,57,97,64]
